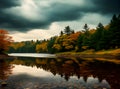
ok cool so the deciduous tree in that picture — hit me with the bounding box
[0,30,13,53]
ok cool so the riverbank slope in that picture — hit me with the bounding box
[56,49,120,59]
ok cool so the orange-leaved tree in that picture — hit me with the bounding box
[0,29,13,54]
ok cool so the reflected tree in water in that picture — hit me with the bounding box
[0,59,14,80]
[9,57,120,89]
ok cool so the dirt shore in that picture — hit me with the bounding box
[0,54,15,59]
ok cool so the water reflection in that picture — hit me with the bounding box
[0,59,14,80]
[1,57,120,89]
[0,59,14,88]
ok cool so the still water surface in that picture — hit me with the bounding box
[9,53,55,58]
[0,53,120,89]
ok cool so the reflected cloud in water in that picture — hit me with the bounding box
[0,56,120,89]
[12,65,54,77]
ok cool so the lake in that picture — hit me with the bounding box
[0,53,120,89]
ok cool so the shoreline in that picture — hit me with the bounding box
[56,49,120,59]
[0,54,15,59]
[56,53,120,59]
[56,49,120,64]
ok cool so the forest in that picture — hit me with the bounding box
[7,14,120,54]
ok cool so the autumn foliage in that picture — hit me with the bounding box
[0,30,13,53]
[8,14,120,53]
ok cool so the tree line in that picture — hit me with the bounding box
[8,14,120,53]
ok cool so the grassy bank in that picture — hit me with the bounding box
[56,49,120,64]
[56,49,120,59]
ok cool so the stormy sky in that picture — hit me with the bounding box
[0,0,119,41]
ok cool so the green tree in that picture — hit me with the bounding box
[60,31,64,36]
[47,37,56,53]
[90,23,105,50]
[83,23,89,31]
[109,14,120,48]
[82,24,91,50]
[77,33,84,51]
[64,26,71,35]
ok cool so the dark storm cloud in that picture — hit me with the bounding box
[0,0,20,8]
[46,3,84,21]
[0,0,119,32]
[0,1,84,31]
[92,0,120,14]
[0,11,50,32]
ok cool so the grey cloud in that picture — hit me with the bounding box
[0,12,50,32]
[0,1,84,31]
[47,3,84,21]
[0,0,119,32]
[0,0,20,8]
[92,0,120,14]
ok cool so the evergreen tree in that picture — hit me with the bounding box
[47,37,56,53]
[64,26,71,35]
[82,24,90,50]
[60,31,64,36]
[77,34,84,51]
[90,23,105,50]
[109,14,120,48]
[83,23,89,31]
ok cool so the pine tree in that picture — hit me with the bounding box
[64,26,71,35]
[109,14,120,48]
